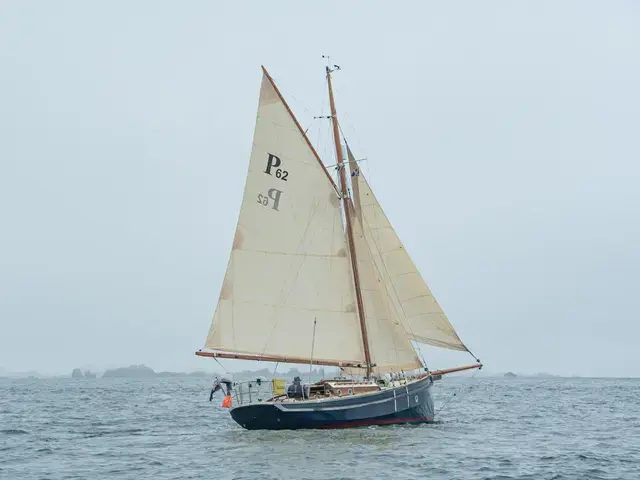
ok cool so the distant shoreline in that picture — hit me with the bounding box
[2,365,639,379]
[0,364,328,380]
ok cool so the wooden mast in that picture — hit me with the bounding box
[326,66,372,378]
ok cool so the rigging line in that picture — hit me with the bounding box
[325,158,368,170]
[325,112,335,167]
[308,318,317,387]
[331,83,367,161]
[213,356,231,375]
[435,368,480,416]
[371,247,428,372]
[315,78,329,158]
[316,107,331,177]
[327,129,368,169]
[303,117,317,136]
[356,191,430,371]
[274,76,314,116]
[329,176,344,326]
[464,346,482,364]
[337,121,348,144]
[366,232,422,374]
[258,198,325,358]
[275,74,338,193]
[332,168,342,199]
[353,209,416,375]
[340,128,424,374]
[293,183,345,334]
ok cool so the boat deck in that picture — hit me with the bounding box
[231,374,431,407]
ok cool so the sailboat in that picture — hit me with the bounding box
[195,64,482,430]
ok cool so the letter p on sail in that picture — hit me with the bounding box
[264,153,281,175]
[221,395,232,408]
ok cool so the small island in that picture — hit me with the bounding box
[102,365,156,378]
[2,365,333,380]
[101,365,214,378]
[504,372,517,378]
[71,368,97,379]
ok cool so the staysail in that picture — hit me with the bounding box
[202,72,366,365]
[347,145,468,352]
[349,204,423,372]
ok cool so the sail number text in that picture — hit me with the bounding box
[256,153,287,212]
[264,153,288,181]
[257,189,283,211]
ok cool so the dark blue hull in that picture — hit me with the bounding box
[229,376,434,430]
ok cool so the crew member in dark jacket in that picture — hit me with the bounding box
[287,376,305,399]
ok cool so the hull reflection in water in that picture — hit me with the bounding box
[230,376,434,430]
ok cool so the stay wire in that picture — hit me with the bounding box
[213,356,231,375]
[435,368,480,416]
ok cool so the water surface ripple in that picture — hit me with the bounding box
[1,377,638,479]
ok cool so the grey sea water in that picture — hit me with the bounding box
[1,376,638,480]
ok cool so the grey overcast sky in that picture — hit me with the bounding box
[1,1,638,377]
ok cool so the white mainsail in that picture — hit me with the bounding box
[203,73,366,365]
[347,146,468,352]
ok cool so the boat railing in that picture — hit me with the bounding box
[231,378,321,406]
[231,377,283,406]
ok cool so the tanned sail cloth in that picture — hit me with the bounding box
[203,73,366,366]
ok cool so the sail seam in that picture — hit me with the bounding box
[389,271,421,278]
[405,311,447,319]
[233,300,356,314]
[400,293,435,304]
[414,339,468,351]
[232,250,347,259]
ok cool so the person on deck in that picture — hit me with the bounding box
[209,374,233,401]
[287,376,305,399]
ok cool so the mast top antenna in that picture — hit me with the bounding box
[322,55,341,73]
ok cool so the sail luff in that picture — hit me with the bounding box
[326,66,372,378]
[261,66,338,193]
